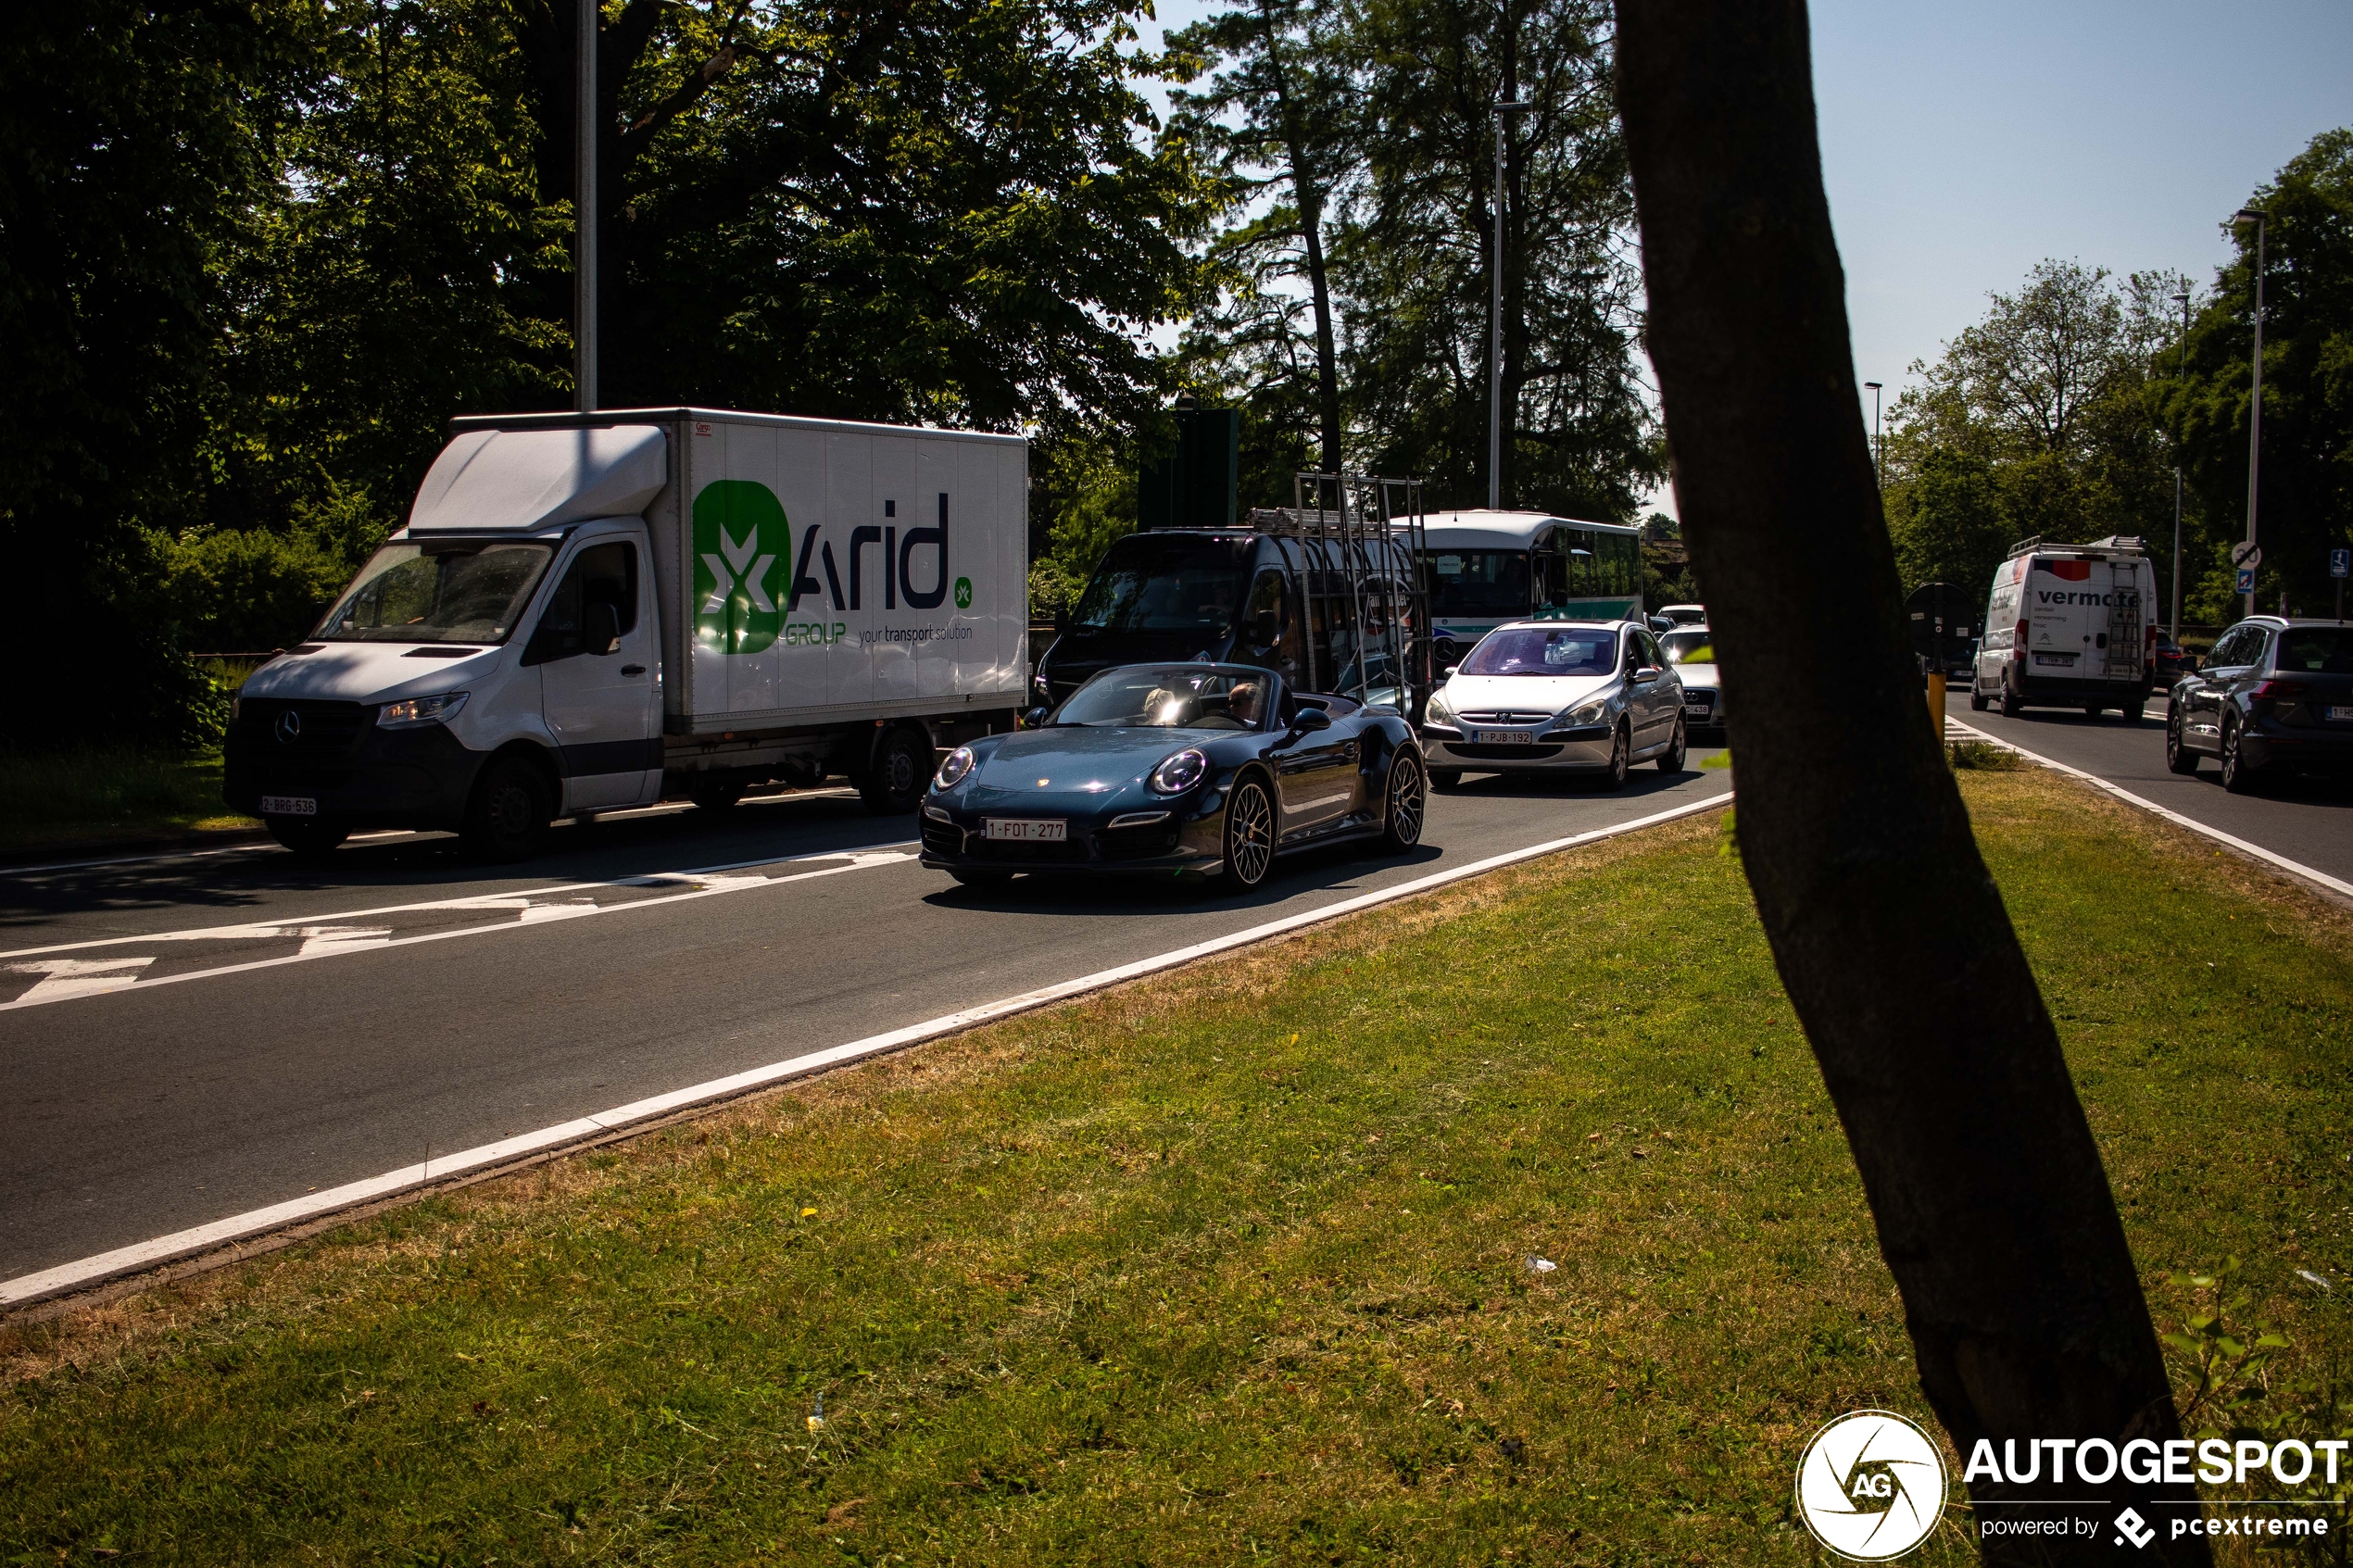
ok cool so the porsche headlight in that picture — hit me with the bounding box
[1150,747,1208,796]
[1563,692,1613,726]
[935,745,976,790]
[378,691,469,727]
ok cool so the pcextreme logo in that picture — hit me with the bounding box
[694,480,789,656]
[1795,1411,1948,1560]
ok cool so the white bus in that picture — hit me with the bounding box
[1411,510,1644,657]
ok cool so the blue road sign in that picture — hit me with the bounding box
[2238,567,2258,594]
[2333,547,2350,580]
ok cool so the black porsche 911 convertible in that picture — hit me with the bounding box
[919,663,1428,891]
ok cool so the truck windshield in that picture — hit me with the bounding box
[1070,535,1252,633]
[1426,550,1530,616]
[315,541,554,645]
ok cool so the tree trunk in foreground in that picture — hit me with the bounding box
[1613,3,2204,1561]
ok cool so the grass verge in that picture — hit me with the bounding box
[0,748,258,855]
[4,771,2350,1564]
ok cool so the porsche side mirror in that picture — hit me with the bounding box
[1289,706,1333,734]
[1024,705,1051,729]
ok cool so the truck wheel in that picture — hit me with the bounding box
[860,727,931,815]
[690,775,746,812]
[462,755,552,862]
[1969,683,1989,712]
[1998,681,2021,719]
[268,818,348,860]
[1381,751,1426,851]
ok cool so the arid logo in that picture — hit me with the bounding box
[693,480,789,656]
[1795,1411,1947,1560]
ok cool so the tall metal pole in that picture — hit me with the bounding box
[2234,207,2266,619]
[2170,290,2190,641]
[1863,381,1882,480]
[1488,99,1529,511]
[575,0,598,412]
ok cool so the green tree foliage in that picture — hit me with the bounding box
[2162,128,2353,621]
[1880,259,2187,610]
[1165,0,1655,521]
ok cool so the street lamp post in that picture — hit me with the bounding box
[1489,98,1532,511]
[1863,382,1882,480]
[575,0,598,413]
[2233,207,2267,619]
[2171,290,2190,641]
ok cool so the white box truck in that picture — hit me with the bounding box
[226,408,1029,859]
[1968,534,2154,720]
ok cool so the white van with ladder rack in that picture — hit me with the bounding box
[1969,535,2156,720]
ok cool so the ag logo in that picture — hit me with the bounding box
[953,576,973,610]
[693,481,789,656]
[1794,1411,1946,1560]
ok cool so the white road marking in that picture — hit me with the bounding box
[5,957,157,1004]
[0,789,1732,1307]
[0,848,917,1012]
[1946,719,2353,899]
[0,841,920,961]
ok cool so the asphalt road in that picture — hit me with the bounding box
[0,751,1731,1284]
[1946,689,2353,885]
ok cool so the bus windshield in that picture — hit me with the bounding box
[1070,535,1253,634]
[1426,550,1529,617]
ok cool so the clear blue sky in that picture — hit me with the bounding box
[1137,0,2351,512]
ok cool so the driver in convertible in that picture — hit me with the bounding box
[1228,680,1265,729]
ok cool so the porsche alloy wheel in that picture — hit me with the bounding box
[1382,751,1426,851]
[1221,776,1275,891]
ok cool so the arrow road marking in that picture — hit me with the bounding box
[5,957,157,1004]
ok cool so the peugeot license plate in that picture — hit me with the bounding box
[2330,706,2353,723]
[1472,729,1534,746]
[259,796,317,816]
[985,818,1066,842]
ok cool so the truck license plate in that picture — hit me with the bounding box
[2032,653,2076,667]
[259,796,317,816]
[985,818,1066,842]
[1472,729,1534,745]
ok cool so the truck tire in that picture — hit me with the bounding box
[462,754,552,862]
[269,817,349,859]
[860,727,931,815]
[1998,680,2022,719]
[1969,682,1989,711]
[689,775,746,812]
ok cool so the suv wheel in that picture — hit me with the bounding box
[2164,710,2199,774]
[462,755,552,862]
[2220,717,2258,795]
[860,728,931,815]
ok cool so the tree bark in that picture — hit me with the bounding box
[1612,2,2205,1561]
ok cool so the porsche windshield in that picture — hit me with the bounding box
[1069,535,1252,633]
[1460,628,1617,676]
[1054,668,1267,730]
[316,541,553,645]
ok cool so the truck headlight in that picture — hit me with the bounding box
[1150,747,1208,795]
[378,691,470,727]
[1564,692,1613,726]
[935,745,976,790]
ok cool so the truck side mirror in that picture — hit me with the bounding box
[1051,606,1069,634]
[585,600,622,656]
[1254,608,1280,646]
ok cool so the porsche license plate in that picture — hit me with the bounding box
[1472,729,1534,746]
[259,796,317,816]
[2330,706,2353,723]
[985,818,1066,842]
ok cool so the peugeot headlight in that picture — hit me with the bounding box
[935,745,976,790]
[1150,747,1208,796]
[378,691,469,727]
[1563,692,1613,726]
[1426,689,1456,725]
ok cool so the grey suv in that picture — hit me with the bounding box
[2165,617,2353,792]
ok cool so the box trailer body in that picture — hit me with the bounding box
[1969,535,2155,717]
[225,408,1028,856]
